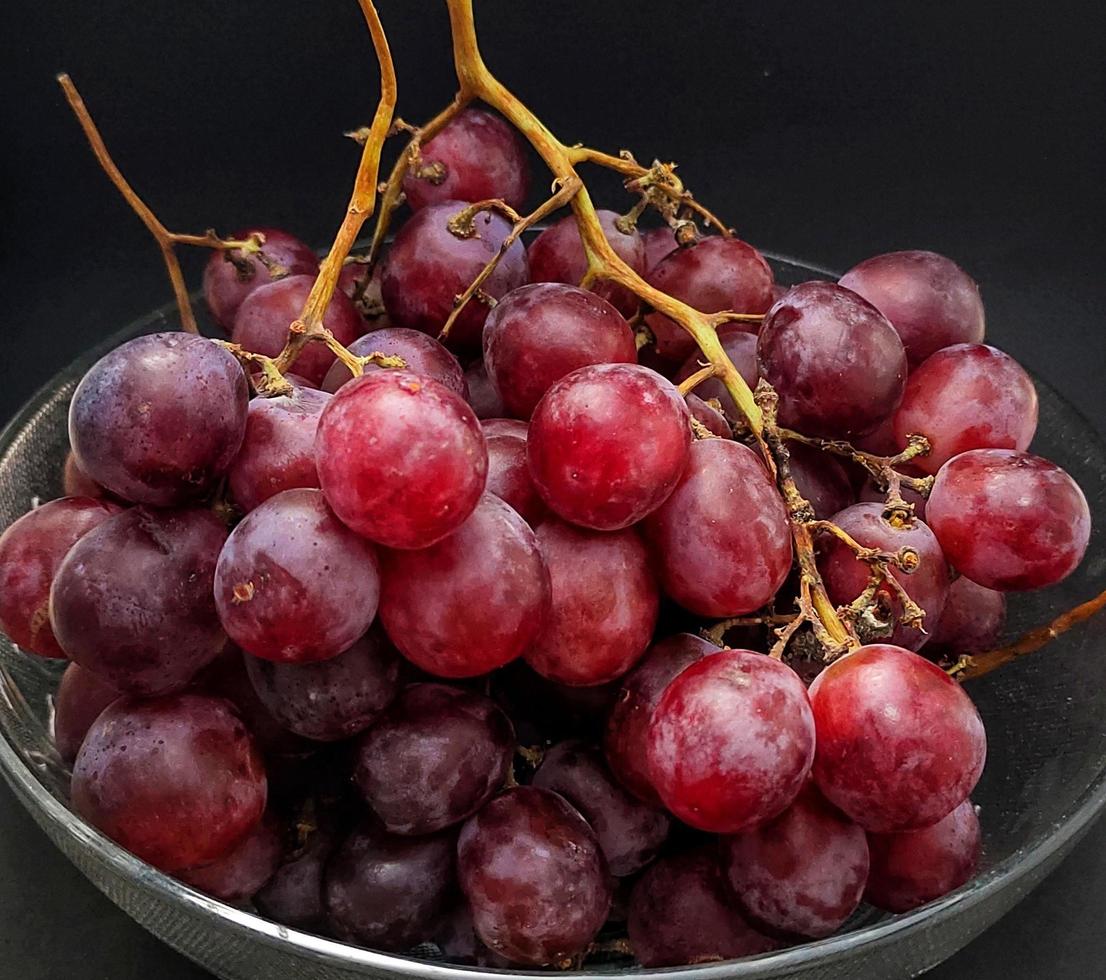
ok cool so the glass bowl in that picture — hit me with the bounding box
[1,255,1104,980]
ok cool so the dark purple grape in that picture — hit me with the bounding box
[179,811,282,903]
[315,370,488,549]
[464,359,506,419]
[457,786,611,966]
[354,683,513,835]
[628,849,780,967]
[492,660,619,744]
[532,740,669,876]
[227,385,331,513]
[244,626,402,741]
[929,576,1006,656]
[640,226,678,274]
[0,496,122,658]
[673,323,758,421]
[214,489,380,664]
[203,227,318,330]
[758,281,907,438]
[320,327,466,396]
[255,826,334,931]
[324,822,455,951]
[402,108,530,211]
[69,332,248,506]
[381,202,528,351]
[482,419,546,524]
[53,662,121,763]
[527,210,647,317]
[525,518,658,686]
[51,507,227,695]
[787,442,855,519]
[72,693,267,872]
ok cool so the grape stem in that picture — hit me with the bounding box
[781,428,936,499]
[676,365,716,396]
[701,613,799,647]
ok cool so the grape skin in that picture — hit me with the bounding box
[254,827,334,932]
[464,359,506,419]
[482,419,546,525]
[640,226,678,274]
[178,811,282,903]
[928,576,1007,656]
[686,394,731,438]
[320,327,466,397]
[53,662,121,763]
[787,442,855,520]
[62,451,111,499]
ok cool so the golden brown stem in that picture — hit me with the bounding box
[676,364,716,396]
[782,428,935,497]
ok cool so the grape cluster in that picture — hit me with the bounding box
[1,95,1095,973]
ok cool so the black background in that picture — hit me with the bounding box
[2,1,1105,977]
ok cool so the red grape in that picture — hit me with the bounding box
[926,449,1091,590]
[179,811,282,903]
[315,370,488,549]
[809,643,986,832]
[865,799,982,912]
[51,507,227,695]
[227,385,331,513]
[320,327,465,397]
[758,281,907,438]
[52,662,121,763]
[457,786,611,966]
[627,849,780,967]
[817,503,950,650]
[929,576,1007,655]
[647,650,815,833]
[464,359,506,419]
[483,282,637,418]
[645,236,775,362]
[604,633,721,805]
[893,344,1038,474]
[524,518,658,686]
[787,442,855,519]
[686,394,731,438]
[324,821,455,951]
[838,250,986,366]
[62,451,110,499]
[674,324,758,421]
[640,226,678,274]
[532,740,670,876]
[71,693,266,872]
[401,107,530,211]
[354,683,513,835]
[69,332,248,506]
[642,439,791,616]
[527,210,647,317]
[254,826,333,931]
[231,275,361,386]
[0,496,122,658]
[378,493,549,677]
[381,202,528,351]
[244,626,401,741]
[527,363,690,530]
[482,418,546,524]
[203,228,318,330]
[724,781,870,938]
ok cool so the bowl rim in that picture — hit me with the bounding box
[2,250,1105,979]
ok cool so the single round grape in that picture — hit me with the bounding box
[464,359,506,418]
[787,442,855,519]
[321,327,466,396]
[642,439,791,616]
[857,469,929,521]
[674,324,759,421]
[51,507,227,695]
[179,811,282,903]
[71,693,266,872]
[324,821,455,951]
[929,576,1007,655]
[645,236,775,362]
[203,228,319,330]
[379,493,549,677]
[401,107,530,211]
[809,644,986,832]
[354,683,513,835]
[0,496,122,658]
[724,781,870,938]
[457,786,611,966]
[483,419,546,524]
[244,626,401,741]
[227,385,331,513]
[62,451,111,499]
[524,518,658,686]
[865,799,982,912]
[527,363,690,530]
[604,633,721,805]
[254,827,333,931]
[627,849,780,967]
[818,503,950,650]
[527,210,647,317]
[640,226,678,274]
[926,449,1091,591]
[381,202,528,351]
[532,740,669,876]
[758,281,908,438]
[214,488,381,664]
[838,250,986,366]
[69,332,248,506]
[53,663,121,763]
[231,275,362,386]
[893,344,1038,474]
[647,650,815,833]
[315,370,488,549]
[483,283,637,418]
[686,394,731,438]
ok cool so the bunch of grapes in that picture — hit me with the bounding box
[1,4,1098,970]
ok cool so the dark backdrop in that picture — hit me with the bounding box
[1,2,1104,977]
